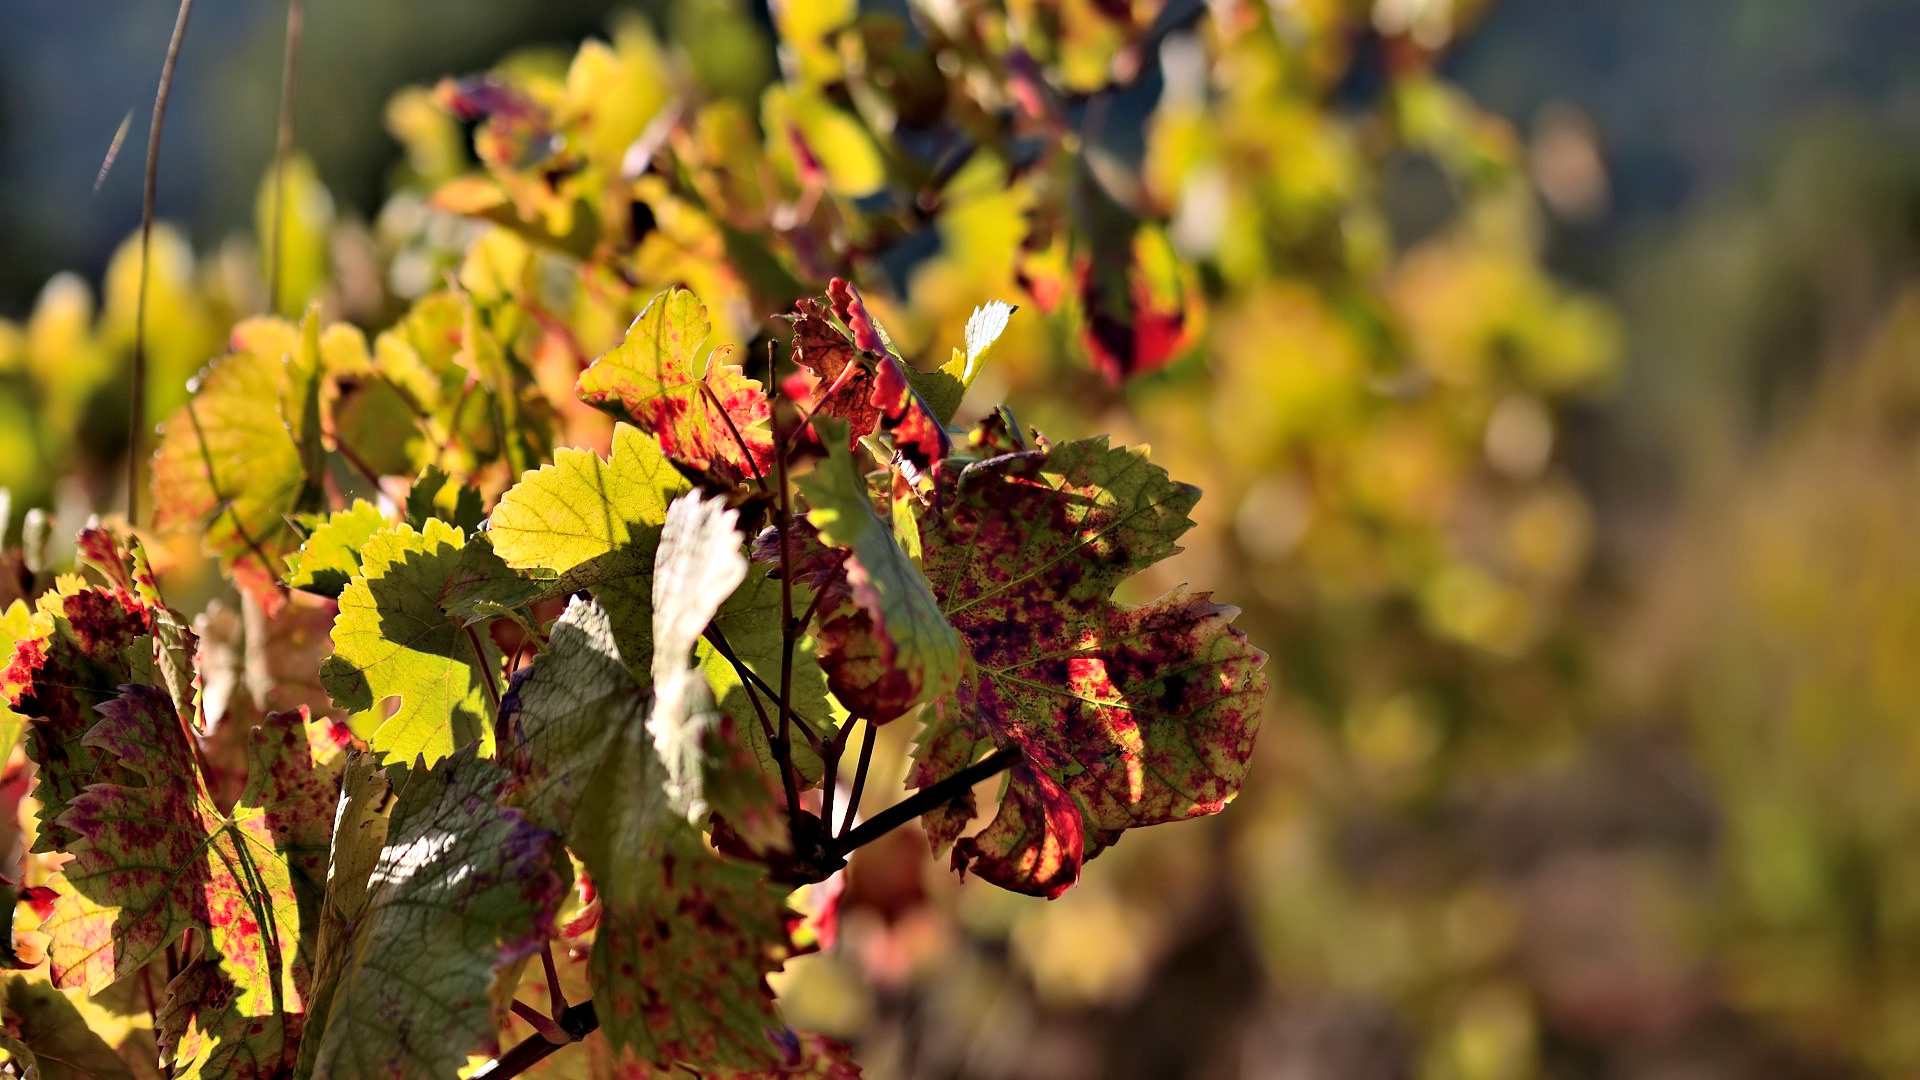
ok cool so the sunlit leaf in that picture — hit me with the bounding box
[908,438,1267,896]
[319,520,504,765]
[152,314,327,616]
[576,289,774,488]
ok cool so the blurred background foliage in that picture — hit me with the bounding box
[4,0,1920,1077]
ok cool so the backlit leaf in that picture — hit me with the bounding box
[42,686,345,1078]
[2,580,152,853]
[490,424,688,677]
[576,289,774,488]
[906,300,1014,426]
[152,314,327,616]
[284,501,388,599]
[319,520,503,765]
[908,438,1267,896]
[2,976,131,1080]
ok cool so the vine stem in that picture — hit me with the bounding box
[832,747,1019,857]
[770,353,804,841]
[128,0,198,528]
[838,719,876,838]
[265,0,303,315]
[472,1000,598,1079]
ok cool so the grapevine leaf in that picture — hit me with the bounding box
[2,976,131,1080]
[299,747,563,1080]
[787,299,880,443]
[405,465,486,535]
[319,520,503,765]
[284,501,388,599]
[152,314,327,616]
[909,438,1267,896]
[500,600,801,1072]
[905,300,1014,426]
[489,424,688,677]
[293,756,391,1080]
[795,417,961,724]
[826,279,949,473]
[575,288,775,488]
[0,601,34,775]
[650,493,748,820]
[2,582,152,853]
[43,686,345,1079]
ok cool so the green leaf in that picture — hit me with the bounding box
[298,748,563,1080]
[796,417,961,723]
[575,289,775,487]
[319,520,503,765]
[906,300,1014,425]
[488,423,688,679]
[405,465,486,535]
[43,686,345,1078]
[500,599,800,1072]
[284,500,388,598]
[908,438,1267,897]
[2,977,131,1080]
[152,314,327,616]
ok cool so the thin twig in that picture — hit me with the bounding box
[539,943,567,1016]
[702,625,782,751]
[839,719,876,838]
[469,624,504,749]
[701,626,826,753]
[128,0,198,527]
[819,719,849,847]
[770,359,805,838]
[832,747,1019,856]
[265,0,304,315]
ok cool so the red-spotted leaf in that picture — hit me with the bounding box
[794,418,961,725]
[298,747,564,1079]
[790,282,951,475]
[576,288,774,487]
[908,438,1266,897]
[787,299,881,442]
[43,685,345,1078]
[2,580,153,854]
[501,599,806,1073]
[152,313,327,616]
